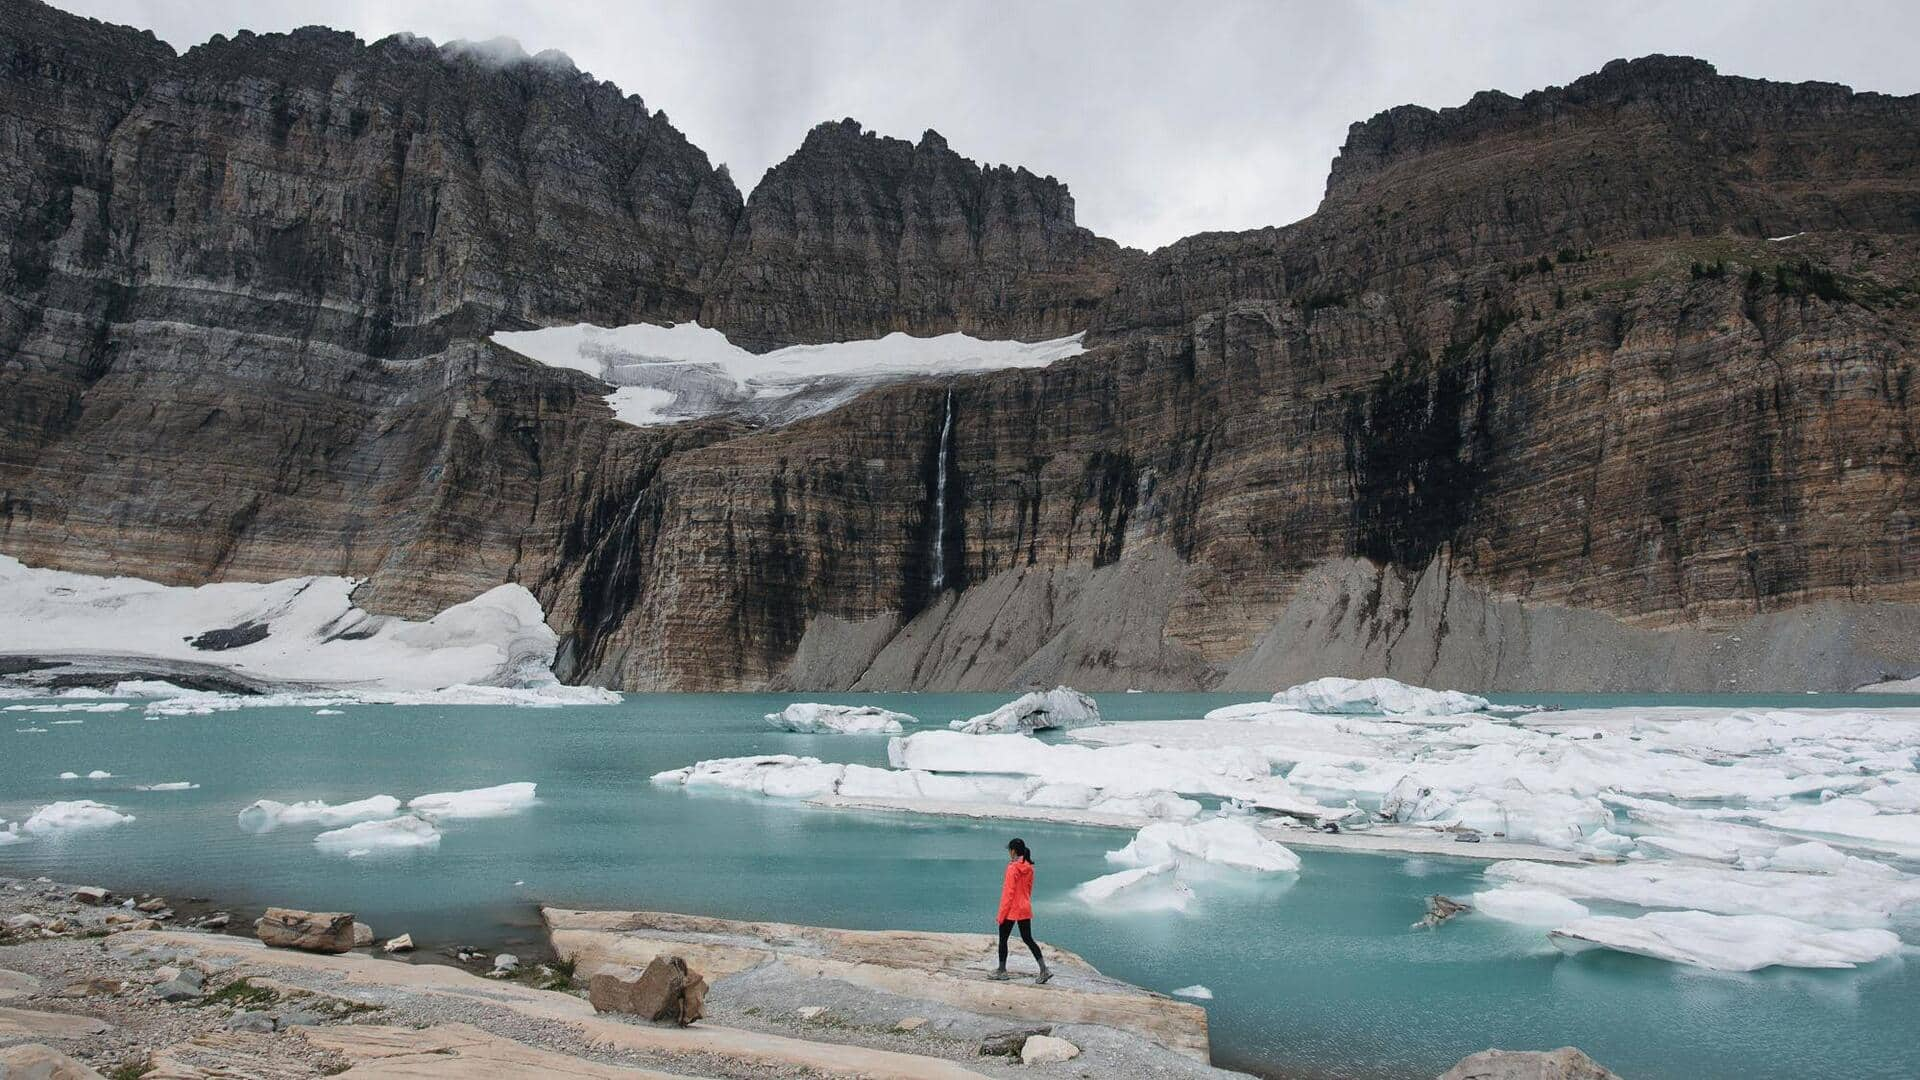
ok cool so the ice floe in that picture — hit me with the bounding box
[1485,860,1920,930]
[1762,798,1920,858]
[139,683,619,716]
[767,703,912,735]
[1072,863,1192,911]
[238,795,404,833]
[491,321,1086,428]
[0,555,600,695]
[949,687,1100,734]
[21,800,134,835]
[1172,985,1213,1000]
[408,782,538,820]
[3,702,129,713]
[1108,819,1301,874]
[0,824,20,846]
[1469,887,1591,926]
[135,782,199,792]
[1271,677,1491,717]
[313,814,440,852]
[1549,912,1902,972]
[86,770,112,779]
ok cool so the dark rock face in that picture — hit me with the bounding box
[699,120,1133,350]
[1,4,1917,691]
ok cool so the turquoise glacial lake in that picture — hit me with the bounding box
[3,691,1917,1079]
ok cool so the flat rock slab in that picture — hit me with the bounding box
[0,1043,105,1079]
[304,1023,690,1078]
[119,931,992,1080]
[543,908,1210,1060]
[0,1005,112,1039]
[0,969,40,1000]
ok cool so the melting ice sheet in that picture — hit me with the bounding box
[491,321,1086,427]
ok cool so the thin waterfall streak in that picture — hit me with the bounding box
[931,386,954,592]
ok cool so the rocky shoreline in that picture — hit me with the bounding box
[0,873,1623,1079]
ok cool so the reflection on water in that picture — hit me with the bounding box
[1,691,1916,1079]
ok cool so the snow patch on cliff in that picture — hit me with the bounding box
[492,321,1086,428]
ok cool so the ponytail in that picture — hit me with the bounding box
[1008,838,1034,864]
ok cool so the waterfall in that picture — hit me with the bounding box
[931,386,954,592]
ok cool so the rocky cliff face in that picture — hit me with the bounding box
[2,3,1917,691]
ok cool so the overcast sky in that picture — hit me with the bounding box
[60,1,1920,250]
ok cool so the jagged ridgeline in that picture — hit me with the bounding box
[2,0,1917,691]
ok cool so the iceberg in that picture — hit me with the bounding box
[491,321,1086,429]
[1469,887,1591,926]
[408,782,538,820]
[1072,862,1191,911]
[1486,860,1920,929]
[22,800,135,834]
[1548,911,1902,971]
[238,795,404,833]
[0,824,20,846]
[1172,985,1213,1000]
[1109,819,1301,873]
[949,687,1100,735]
[1271,677,1490,717]
[313,814,440,852]
[86,770,112,779]
[1763,798,1920,858]
[767,703,912,735]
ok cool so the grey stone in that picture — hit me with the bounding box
[226,1011,275,1034]
[979,1026,1051,1056]
[1020,1034,1081,1064]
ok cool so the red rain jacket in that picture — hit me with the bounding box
[997,858,1034,922]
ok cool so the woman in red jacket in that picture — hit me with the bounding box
[991,838,1051,983]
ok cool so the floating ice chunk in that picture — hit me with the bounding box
[58,771,78,780]
[950,687,1100,735]
[346,848,371,858]
[22,800,134,834]
[314,814,439,852]
[1470,887,1591,926]
[238,795,403,833]
[86,770,112,779]
[1759,841,1901,878]
[1487,860,1920,929]
[0,824,20,845]
[1548,911,1902,971]
[315,709,343,716]
[767,703,912,735]
[1109,819,1301,873]
[135,781,199,792]
[492,321,1086,429]
[4,702,129,713]
[408,782,537,820]
[1577,829,1638,856]
[893,731,1281,799]
[1172,984,1213,1000]
[1763,798,1920,858]
[652,755,848,799]
[144,683,621,717]
[1085,791,1204,821]
[1272,677,1490,717]
[1072,862,1191,911]
[1380,777,1611,849]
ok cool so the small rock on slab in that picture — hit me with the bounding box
[70,886,109,905]
[979,1026,1052,1056]
[136,897,169,913]
[352,923,374,947]
[227,1011,276,1034]
[255,908,355,953]
[1021,1035,1081,1064]
[588,956,705,1025]
[1439,1047,1622,1080]
[0,1043,106,1079]
[895,1016,928,1031]
[383,933,414,953]
[794,1006,826,1019]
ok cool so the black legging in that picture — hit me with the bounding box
[998,918,1043,968]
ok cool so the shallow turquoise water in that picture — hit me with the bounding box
[3,691,1917,1079]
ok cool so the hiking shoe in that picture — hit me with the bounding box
[987,970,1011,981]
[1034,970,1052,985]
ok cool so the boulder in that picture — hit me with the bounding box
[1021,1035,1081,1064]
[198,913,231,930]
[69,887,109,905]
[492,953,519,973]
[589,956,705,1025]
[136,897,168,913]
[351,924,374,948]
[979,1026,1052,1056]
[227,1011,275,1034]
[0,1043,106,1079]
[1439,1048,1622,1080]
[254,908,355,954]
[382,934,414,954]
[1416,894,1472,929]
